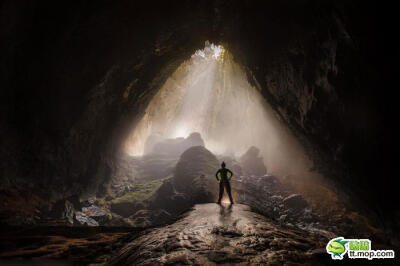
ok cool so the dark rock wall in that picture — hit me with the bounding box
[1,0,397,220]
[1,0,215,195]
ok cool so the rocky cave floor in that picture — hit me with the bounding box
[107,203,334,265]
[1,204,397,265]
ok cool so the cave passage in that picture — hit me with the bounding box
[124,42,312,179]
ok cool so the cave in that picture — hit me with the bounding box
[0,0,398,264]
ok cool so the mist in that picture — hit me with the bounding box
[124,42,315,178]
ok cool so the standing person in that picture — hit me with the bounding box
[215,162,234,204]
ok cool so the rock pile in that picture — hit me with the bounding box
[234,174,350,236]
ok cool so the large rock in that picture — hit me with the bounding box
[150,180,190,215]
[149,146,220,218]
[283,194,308,211]
[239,146,267,176]
[149,132,205,157]
[82,205,109,223]
[75,211,99,226]
[173,145,219,196]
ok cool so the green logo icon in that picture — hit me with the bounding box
[326,237,395,260]
[327,237,348,259]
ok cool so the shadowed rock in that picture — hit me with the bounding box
[150,180,190,216]
[149,146,219,216]
[49,199,75,225]
[172,146,220,209]
[283,194,308,211]
[111,202,143,218]
[173,145,219,194]
[239,146,267,176]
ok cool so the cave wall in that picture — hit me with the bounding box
[1,0,216,196]
[1,0,397,217]
[217,1,398,216]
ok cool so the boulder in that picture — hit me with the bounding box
[283,194,308,211]
[75,211,99,226]
[173,145,219,193]
[184,132,205,148]
[82,205,109,223]
[239,146,267,176]
[149,146,219,217]
[150,180,190,215]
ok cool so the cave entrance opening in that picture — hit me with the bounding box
[123,41,308,175]
[110,41,339,219]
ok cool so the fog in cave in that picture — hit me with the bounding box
[124,42,312,178]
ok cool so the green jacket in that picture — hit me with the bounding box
[216,168,233,182]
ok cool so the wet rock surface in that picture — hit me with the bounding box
[0,204,396,265]
[107,203,334,265]
[0,226,139,265]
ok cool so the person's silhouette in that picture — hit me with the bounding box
[215,162,234,204]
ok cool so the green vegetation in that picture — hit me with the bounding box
[111,178,168,204]
[137,155,178,181]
